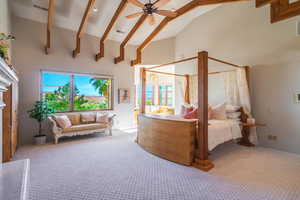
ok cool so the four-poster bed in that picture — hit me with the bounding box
[137,51,256,171]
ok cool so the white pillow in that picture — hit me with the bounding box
[54,115,72,129]
[226,104,241,113]
[226,112,241,120]
[96,112,109,123]
[211,103,227,120]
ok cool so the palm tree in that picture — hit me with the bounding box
[89,78,110,97]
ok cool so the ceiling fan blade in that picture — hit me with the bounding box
[126,12,144,19]
[155,10,177,18]
[147,15,156,26]
[128,0,145,9]
[154,0,170,8]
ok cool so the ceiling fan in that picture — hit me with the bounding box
[126,0,177,25]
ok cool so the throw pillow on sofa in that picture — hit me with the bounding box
[81,112,96,123]
[54,115,72,129]
[96,112,109,123]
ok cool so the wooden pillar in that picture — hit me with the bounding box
[140,68,146,114]
[184,75,190,104]
[193,51,214,171]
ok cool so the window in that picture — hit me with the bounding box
[41,71,113,112]
[159,85,173,106]
[146,85,154,105]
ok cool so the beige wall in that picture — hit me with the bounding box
[0,0,11,162]
[11,16,174,145]
[174,1,300,154]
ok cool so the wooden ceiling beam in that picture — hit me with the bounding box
[271,0,300,23]
[131,0,248,66]
[256,0,272,8]
[72,0,96,58]
[45,0,55,55]
[114,14,148,64]
[95,0,128,61]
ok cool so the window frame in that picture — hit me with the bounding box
[159,85,173,107]
[40,70,114,113]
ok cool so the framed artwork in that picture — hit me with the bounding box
[118,88,130,104]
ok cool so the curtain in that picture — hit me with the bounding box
[189,75,198,105]
[176,76,187,105]
[223,68,258,144]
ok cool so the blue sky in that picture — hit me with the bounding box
[42,72,101,96]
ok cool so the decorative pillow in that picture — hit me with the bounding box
[96,112,109,123]
[183,108,198,119]
[66,113,81,125]
[226,104,241,113]
[226,112,241,120]
[81,112,96,123]
[180,105,194,115]
[211,103,227,120]
[54,115,72,129]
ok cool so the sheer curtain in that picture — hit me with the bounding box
[189,75,198,105]
[223,68,258,144]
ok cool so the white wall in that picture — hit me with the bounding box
[174,1,300,154]
[0,0,11,162]
[11,16,174,145]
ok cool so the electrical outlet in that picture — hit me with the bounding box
[268,135,273,140]
[268,135,277,141]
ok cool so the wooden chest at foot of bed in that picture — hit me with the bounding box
[137,114,197,166]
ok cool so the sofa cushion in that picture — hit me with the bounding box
[54,115,72,129]
[96,112,109,123]
[66,113,81,125]
[81,112,96,123]
[63,123,107,133]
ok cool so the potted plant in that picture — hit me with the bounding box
[28,100,55,145]
[0,33,15,64]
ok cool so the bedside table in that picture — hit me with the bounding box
[238,122,266,147]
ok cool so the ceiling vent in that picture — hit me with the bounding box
[297,21,300,36]
[32,0,49,11]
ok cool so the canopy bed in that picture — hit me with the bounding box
[137,51,263,171]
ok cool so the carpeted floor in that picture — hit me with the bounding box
[14,130,300,200]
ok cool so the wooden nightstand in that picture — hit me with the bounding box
[238,122,266,147]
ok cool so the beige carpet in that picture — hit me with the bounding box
[14,130,300,200]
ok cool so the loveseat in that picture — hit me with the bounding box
[49,112,116,144]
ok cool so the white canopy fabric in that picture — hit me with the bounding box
[223,68,258,144]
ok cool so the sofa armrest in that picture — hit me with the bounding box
[108,114,116,123]
[48,116,63,134]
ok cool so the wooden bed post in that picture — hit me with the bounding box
[245,66,251,92]
[194,51,214,171]
[140,68,146,114]
[184,75,191,104]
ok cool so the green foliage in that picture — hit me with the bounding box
[89,79,110,97]
[28,100,55,122]
[44,80,109,112]
[27,100,55,136]
[0,33,15,59]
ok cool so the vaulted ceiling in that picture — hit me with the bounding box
[10,0,219,45]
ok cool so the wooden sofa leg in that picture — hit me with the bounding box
[54,137,58,144]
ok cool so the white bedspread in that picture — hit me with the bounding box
[208,119,242,151]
